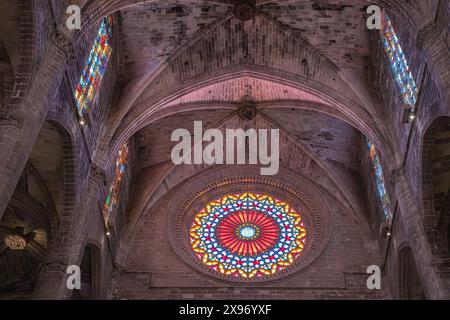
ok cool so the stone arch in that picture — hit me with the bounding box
[71,242,101,300]
[420,116,450,255]
[0,118,78,299]
[165,171,333,284]
[4,118,81,299]
[91,1,406,170]
[49,0,443,183]
[0,117,76,238]
[397,246,426,300]
[31,119,77,223]
[114,163,386,299]
[103,98,384,260]
[380,0,436,30]
[44,111,82,209]
[106,71,399,171]
[30,115,95,299]
[116,159,379,267]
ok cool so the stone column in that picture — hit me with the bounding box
[33,164,106,299]
[0,36,71,219]
[417,1,450,105]
[392,168,449,299]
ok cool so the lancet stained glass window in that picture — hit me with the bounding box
[381,14,418,107]
[366,138,392,221]
[190,193,307,279]
[74,16,113,118]
[103,142,129,227]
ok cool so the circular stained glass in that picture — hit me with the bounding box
[189,193,307,279]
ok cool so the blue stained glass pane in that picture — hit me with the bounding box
[381,14,418,106]
[365,138,392,221]
[103,143,129,227]
[74,16,113,117]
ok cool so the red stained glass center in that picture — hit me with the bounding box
[216,210,280,256]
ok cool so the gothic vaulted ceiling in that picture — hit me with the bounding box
[105,0,389,248]
[119,0,371,83]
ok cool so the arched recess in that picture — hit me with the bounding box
[0,119,77,298]
[71,243,101,300]
[420,116,450,256]
[107,97,385,264]
[116,123,380,268]
[164,168,333,284]
[398,246,426,300]
[27,121,77,221]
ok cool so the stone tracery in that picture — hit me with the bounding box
[190,193,307,279]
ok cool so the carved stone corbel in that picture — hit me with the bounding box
[90,163,107,186]
[51,28,76,61]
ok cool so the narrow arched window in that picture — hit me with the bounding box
[366,138,392,221]
[103,142,129,228]
[381,14,418,107]
[74,16,113,120]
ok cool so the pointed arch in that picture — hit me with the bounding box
[420,116,450,255]
[398,246,426,300]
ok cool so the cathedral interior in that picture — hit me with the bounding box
[0,0,449,300]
